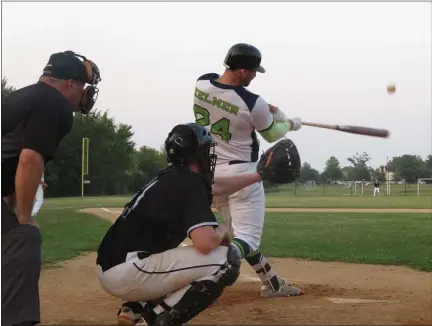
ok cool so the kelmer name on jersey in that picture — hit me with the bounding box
[193,74,273,164]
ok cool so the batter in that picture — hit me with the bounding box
[193,43,303,297]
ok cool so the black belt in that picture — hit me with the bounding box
[228,160,249,165]
[98,251,151,272]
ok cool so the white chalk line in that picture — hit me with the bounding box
[325,297,400,304]
[101,207,122,214]
[240,275,261,282]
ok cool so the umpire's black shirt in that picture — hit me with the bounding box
[2,81,74,198]
[96,165,219,272]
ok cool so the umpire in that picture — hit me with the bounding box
[1,50,101,326]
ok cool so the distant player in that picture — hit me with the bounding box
[96,123,244,326]
[373,180,380,196]
[192,43,303,297]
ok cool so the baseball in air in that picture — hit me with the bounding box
[387,84,396,94]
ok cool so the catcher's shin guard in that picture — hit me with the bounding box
[153,246,241,326]
[153,280,224,326]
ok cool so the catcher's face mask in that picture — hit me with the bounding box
[75,53,102,114]
[165,124,217,184]
[199,140,217,184]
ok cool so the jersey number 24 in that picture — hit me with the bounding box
[193,104,232,141]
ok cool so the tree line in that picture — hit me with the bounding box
[2,77,431,198]
[299,152,432,184]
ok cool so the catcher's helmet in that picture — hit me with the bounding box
[223,43,265,73]
[165,123,217,184]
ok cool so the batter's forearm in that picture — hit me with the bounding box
[259,120,292,143]
[15,149,44,223]
[212,173,262,196]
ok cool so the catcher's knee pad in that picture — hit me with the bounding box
[153,280,225,326]
[217,244,241,286]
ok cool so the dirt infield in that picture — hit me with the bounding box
[38,207,432,325]
[233,207,432,213]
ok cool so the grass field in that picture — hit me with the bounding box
[38,194,432,271]
[42,192,432,210]
[37,206,432,325]
[265,194,431,208]
[38,210,111,266]
[257,212,432,272]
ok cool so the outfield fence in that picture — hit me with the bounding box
[265,180,432,196]
[44,179,432,199]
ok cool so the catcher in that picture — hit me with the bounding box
[96,122,300,326]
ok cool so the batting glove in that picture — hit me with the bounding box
[287,117,302,131]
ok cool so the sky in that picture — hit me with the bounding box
[2,2,431,172]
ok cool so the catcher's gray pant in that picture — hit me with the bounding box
[2,199,41,325]
[97,245,230,303]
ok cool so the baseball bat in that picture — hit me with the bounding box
[300,121,390,138]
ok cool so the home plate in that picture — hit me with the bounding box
[326,297,400,304]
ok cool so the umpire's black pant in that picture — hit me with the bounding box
[2,198,41,325]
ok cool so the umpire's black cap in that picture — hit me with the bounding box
[41,51,88,83]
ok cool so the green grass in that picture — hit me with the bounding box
[265,194,431,208]
[41,194,432,210]
[43,195,130,210]
[252,212,432,271]
[36,201,432,271]
[37,209,111,266]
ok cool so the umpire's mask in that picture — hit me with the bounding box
[42,50,102,114]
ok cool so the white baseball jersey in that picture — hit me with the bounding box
[193,73,274,164]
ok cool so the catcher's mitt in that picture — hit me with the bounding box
[257,138,301,183]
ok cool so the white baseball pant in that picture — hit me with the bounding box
[212,161,265,252]
[96,245,229,303]
[373,187,380,196]
[31,183,44,216]
[10,180,44,217]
